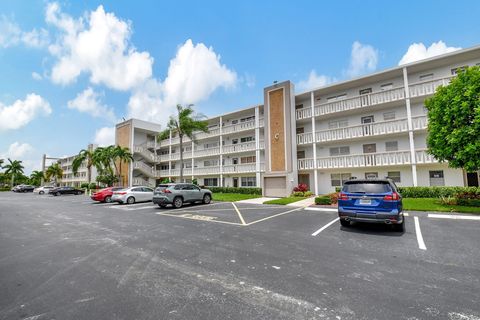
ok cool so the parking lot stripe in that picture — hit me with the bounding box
[155,212,244,226]
[246,207,302,226]
[414,216,427,250]
[311,217,339,236]
[232,203,246,225]
[428,213,480,221]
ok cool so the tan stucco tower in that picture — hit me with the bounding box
[262,81,298,197]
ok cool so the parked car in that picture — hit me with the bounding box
[111,186,154,204]
[153,183,212,208]
[91,187,125,203]
[337,179,404,231]
[34,186,54,195]
[12,185,35,192]
[49,186,85,196]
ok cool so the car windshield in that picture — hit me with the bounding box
[343,182,392,194]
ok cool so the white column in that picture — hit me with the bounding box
[403,67,418,186]
[311,92,319,195]
[168,130,172,180]
[219,116,223,187]
[191,141,195,181]
[255,106,261,188]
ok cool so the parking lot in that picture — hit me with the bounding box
[1,192,479,320]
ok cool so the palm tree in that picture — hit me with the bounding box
[30,170,44,186]
[158,104,209,182]
[45,163,63,186]
[72,149,95,184]
[4,159,25,186]
[0,158,4,169]
[112,146,133,186]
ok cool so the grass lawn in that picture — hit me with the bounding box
[263,196,306,205]
[403,198,480,214]
[212,193,261,202]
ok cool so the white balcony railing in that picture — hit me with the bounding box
[133,161,156,177]
[223,141,257,154]
[194,147,220,158]
[133,145,156,163]
[409,76,453,98]
[297,149,436,170]
[296,116,427,145]
[132,177,152,186]
[222,120,256,135]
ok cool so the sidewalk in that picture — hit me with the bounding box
[286,197,316,207]
[235,197,279,204]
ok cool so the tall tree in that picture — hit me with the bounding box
[30,170,44,186]
[3,159,25,186]
[425,66,480,172]
[0,158,4,169]
[158,104,208,182]
[72,149,95,184]
[113,145,133,186]
[45,163,63,186]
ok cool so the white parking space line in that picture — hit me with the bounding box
[246,207,303,226]
[232,203,246,225]
[428,213,480,221]
[414,216,427,250]
[311,217,340,236]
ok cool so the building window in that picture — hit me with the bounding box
[327,94,346,102]
[383,111,396,121]
[331,173,351,187]
[385,141,398,152]
[232,138,238,144]
[297,150,306,159]
[429,170,445,186]
[380,83,393,91]
[240,116,255,122]
[231,120,238,125]
[419,73,434,81]
[204,178,218,186]
[203,142,218,149]
[359,88,372,95]
[241,177,256,187]
[328,119,349,129]
[329,146,350,156]
[451,66,467,75]
[296,127,305,134]
[365,172,378,179]
[240,156,256,164]
[240,136,255,143]
[295,104,304,110]
[387,171,401,183]
[204,160,218,167]
[160,165,169,170]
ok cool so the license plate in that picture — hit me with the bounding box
[359,199,371,205]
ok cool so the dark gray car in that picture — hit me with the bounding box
[152,183,212,208]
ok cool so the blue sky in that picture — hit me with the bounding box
[1,0,479,173]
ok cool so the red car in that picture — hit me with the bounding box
[91,187,124,203]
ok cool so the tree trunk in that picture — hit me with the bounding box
[179,135,184,183]
[119,161,122,187]
[87,165,92,184]
[11,174,14,187]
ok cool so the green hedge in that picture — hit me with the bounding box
[398,186,480,198]
[207,187,262,195]
[0,187,12,192]
[315,196,332,205]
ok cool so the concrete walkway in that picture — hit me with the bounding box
[235,197,279,204]
[286,197,316,207]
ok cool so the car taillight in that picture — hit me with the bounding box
[384,192,400,201]
[163,189,171,193]
[116,192,127,195]
[339,192,349,200]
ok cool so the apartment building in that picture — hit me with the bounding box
[115,45,480,197]
[57,144,99,187]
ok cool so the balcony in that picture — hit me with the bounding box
[161,163,265,177]
[297,149,436,170]
[295,76,453,120]
[223,141,262,154]
[296,116,427,145]
[132,177,153,186]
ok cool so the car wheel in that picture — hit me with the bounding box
[104,196,112,203]
[173,197,183,209]
[394,219,405,232]
[76,191,82,195]
[158,204,166,208]
[203,194,211,204]
[55,192,60,196]
[340,218,351,227]
[39,191,44,195]
[126,196,135,205]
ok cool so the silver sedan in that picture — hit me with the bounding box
[112,186,154,204]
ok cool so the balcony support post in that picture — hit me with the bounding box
[311,92,319,195]
[219,116,223,187]
[168,130,172,180]
[191,141,195,181]
[403,67,418,186]
[255,106,261,188]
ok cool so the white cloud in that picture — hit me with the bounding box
[127,39,237,125]
[2,142,34,159]
[0,94,52,131]
[32,72,43,80]
[93,126,115,146]
[398,41,462,65]
[297,70,333,92]
[46,3,153,91]
[67,87,116,122]
[0,142,41,175]
[0,15,49,48]
[346,41,378,78]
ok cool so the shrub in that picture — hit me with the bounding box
[80,183,89,189]
[89,182,97,190]
[329,192,339,204]
[439,196,457,205]
[398,186,480,198]
[192,178,198,185]
[208,187,262,195]
[291,191,305,197]
[315,196,331,205]
[293,183,308,193]
[455,190,480,206]
[335,187,342,192]
[304,191,314,197]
